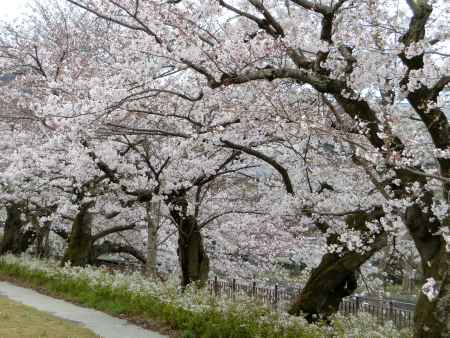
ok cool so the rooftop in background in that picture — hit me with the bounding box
[0,74,16,82]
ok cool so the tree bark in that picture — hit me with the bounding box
[0,203,34,255]
[404,197,450,338]
[60,203,146,267]
[177,214,210,287]
[28,213,51,258]
[61,203,93,266]
[145,201,159,277]
[169,192,209,287]
[413,245,450,338]
[289,208,386,320]
[34,223,51,258]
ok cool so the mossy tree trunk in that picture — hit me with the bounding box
[413,245,450,338]
[405,199,450,338]
[28,213,51,258]
[58,202,145,267]
[395,2,450,336]
[34,222,51,258]
[169,192,209,287]
[0,203,34,255]
[61,203,94,267]
[289,208,386,320]
[177,214,210,287]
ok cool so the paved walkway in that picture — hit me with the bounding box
[0,281,169,338]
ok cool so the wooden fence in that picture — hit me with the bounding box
[207,276,415,329]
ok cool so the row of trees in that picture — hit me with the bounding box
[0,1,449,337]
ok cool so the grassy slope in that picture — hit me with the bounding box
[0,258,411,338]
[0,261,321,338]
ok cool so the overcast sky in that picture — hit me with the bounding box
[0,0,29,21]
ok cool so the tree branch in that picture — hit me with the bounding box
[93,240,147,264]
[92,223,138,243]
[220,139,295,195]
[65,0,162,44]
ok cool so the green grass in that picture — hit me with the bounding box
[0,296,99,338]
[0,261,313,338]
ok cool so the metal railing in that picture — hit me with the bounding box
[207,276,415,329]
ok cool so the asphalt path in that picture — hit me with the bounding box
[0,281,169,338]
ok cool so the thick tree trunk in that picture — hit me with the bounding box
[28,213,51,258]
[289,252,358,320]
[414,246,450,338]
[289,208,386,320]
[169,192,209,287]
[0,204,34,255]
[177,214,210,287]
[61,204,93,267]
[405,200,450,338]
[145,201,159,277]
[34,222,51,258]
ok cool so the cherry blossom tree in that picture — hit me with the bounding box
[1,1,268,287]
[2,0,450,336]
[59,0,450,336]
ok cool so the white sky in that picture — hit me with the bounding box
[0,0,29,22]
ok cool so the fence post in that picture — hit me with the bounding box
[355,296,360,315]
[410,269,416,294]
[252,281,256,298]
[389,301,394,319]
[274,284,278,307]
[232,278,236,299]
[214,276,218,296]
